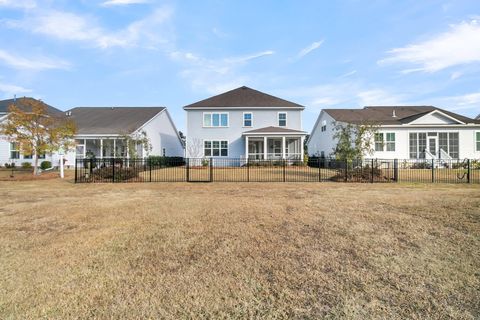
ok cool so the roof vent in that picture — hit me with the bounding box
[392,109,397,118]
[111,106,114,110]
[66,111,72,116]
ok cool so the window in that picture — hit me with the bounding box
[448,132,459,158]
[10,142,19,159]
[278,112,287,127]
[204,140,228,157]
[477,132,480,151]
[203,113,228,127]
[24,154,32,159]
[410,132,458,159]
[386,133,395,151]
[374,133,384,151]
[321,120,327,132]
[243,113,252,127]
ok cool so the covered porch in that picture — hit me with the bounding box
[74,136,145,159]
[243,126,307,161]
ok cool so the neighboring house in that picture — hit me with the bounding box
[0,97,63,167]
[1,97,184,167]
[184,86,307,162]
[308,106,480,160]
[64,107,184,166]
[476,113,480,120]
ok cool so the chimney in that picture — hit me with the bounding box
[392,109,397,118]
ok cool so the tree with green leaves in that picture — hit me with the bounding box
[0,98,76,175]
[332,121,379,160]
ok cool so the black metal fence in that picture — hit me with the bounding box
[74,157,480,184]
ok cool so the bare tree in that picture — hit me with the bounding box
[187,138,203,158]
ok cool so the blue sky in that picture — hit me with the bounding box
[0,0,479,132]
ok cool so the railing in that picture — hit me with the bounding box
[74,157,480,184]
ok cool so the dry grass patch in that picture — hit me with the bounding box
[0,179,479,319]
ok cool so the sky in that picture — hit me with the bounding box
[0,0,479,132]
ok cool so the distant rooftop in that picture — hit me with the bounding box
[184,86,305,109]
[67,107,166,134]
[0,97,62,114]
[323,106,480,125]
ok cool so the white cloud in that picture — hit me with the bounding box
[339,70,357,78]
[0,82,32,97]
[0,49,70,70]
[101,0,150,6]
[0,0,36,9]
[171,50,275,94]
[379,20,480,73]
[297,40,324,59]
[5,7,173,49]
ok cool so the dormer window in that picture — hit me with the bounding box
[278,112,287,127]
[243,112,252,127]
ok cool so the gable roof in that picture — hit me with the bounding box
[67,107,166,134]
[243,126,307,135]
[184,86,305,110]
[0,97,62,114]
[323,106,480,125]
[477,113,480,120]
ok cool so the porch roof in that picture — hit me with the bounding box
[242,126,307,135]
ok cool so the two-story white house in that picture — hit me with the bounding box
[308,106,480,160]
[184,86,307,162]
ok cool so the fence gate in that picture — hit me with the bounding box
[186,158,212,182]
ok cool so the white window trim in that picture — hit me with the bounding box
[9,142,20,159]
[243,112,253,128]
[278,112,287,127]
[202,112,229,128]
[203,139,229,157]
[385,132,396,152]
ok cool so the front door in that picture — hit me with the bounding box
[428,137,438,156]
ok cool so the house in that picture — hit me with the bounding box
[1,97,184,167]
[0,97,63,167]
[308,106,480,160]
[63,107,184,166]
[183,86,307,162]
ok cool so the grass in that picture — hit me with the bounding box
[0,178,479,319]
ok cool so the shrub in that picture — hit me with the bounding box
[411,161,431,169]
[4,163,15,168]
[148,156,185,167]
[330,165,384,182]
[21,162,32,169]
[92,166,139,181]
[40,161,52,170]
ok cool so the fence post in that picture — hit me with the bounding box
[371,159,374,183]
[431,158,435,183]
[283,159,286,182]
[209,157,213,182]
[112,158,115,183]
[186,158,190,182]
[318,158,321,182]
[344,159,348,182]
[467,159,471,184]
[149,158,152,182]
[394,159,398,182]
[247,159,250,182]
[74,158,77,183]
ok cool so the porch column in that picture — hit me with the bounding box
[100,139,103,159]
[282,136,286,159]
[263,136,268,160]
[245,136,249,161]
[83,139,86,158]
[113,139,116,158]
[300,136,305,161]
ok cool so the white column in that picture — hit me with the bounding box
[83,139,86,158]
[282,136,286,159]
[113,139,116,158]
[100,139,103,159]
[263,136,268,160]
[245,136,249,161]
[300,136,305,161]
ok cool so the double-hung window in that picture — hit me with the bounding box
[10,142,20,159]
[278,113,287,127]
[476,132,480,151]
[386,133,395,151]
[203,112,228,127]
[243,113,252,127]
[204,140,228,157]
[374,133,384,151]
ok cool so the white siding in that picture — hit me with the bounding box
[307,111,336,157]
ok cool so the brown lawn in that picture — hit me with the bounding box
[0,178,479,319]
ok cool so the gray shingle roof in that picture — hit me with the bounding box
[67,107,165,134]
[324,106,480,125]
[184,86,305,109]
[0,97,62,114]
[243,126,306,134]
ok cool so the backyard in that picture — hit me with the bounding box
[0,178,479,319]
